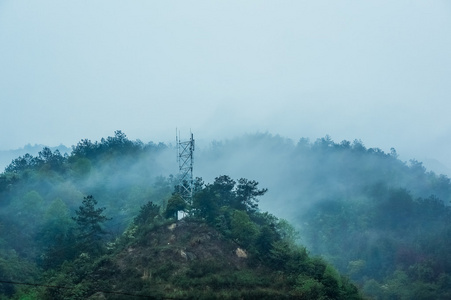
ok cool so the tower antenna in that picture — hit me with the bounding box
[176,130,195,204]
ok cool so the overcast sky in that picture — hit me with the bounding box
[1,1,451,173]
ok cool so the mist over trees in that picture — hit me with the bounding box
[195,133,451,299]
[1,131,451,298]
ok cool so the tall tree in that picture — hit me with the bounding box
[72,195,111,255]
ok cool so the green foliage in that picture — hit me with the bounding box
[0,250,39,297]
[301,185,451,298]
[255,225,279,256]
[211,175,236,205]
[6,132,451,299]
[72,195,111,255]
[37,198,75,268]
[175,176,361,298]
[235,178,268,212]
[322,264,342,298]
[190,175,267,226]
[164,194,186,220]
[295,276,326,299]
[5,153,38,174]
[0,131,176,298]
[31,175,361,299]
[119,201,165,246]
[230,210,259,247]
[16,191,45,230]
[133,201,161,226]
[70,157,92,176]
[192,187,220,223]
[28,184,363,300]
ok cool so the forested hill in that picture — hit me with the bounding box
[195,134,451,299]
[1,131,451,298]
[0,131,363,299]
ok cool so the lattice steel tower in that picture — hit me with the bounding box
[176,131,195,203]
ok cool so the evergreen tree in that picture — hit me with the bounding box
[72,195,111,255]
[134,201,161,226]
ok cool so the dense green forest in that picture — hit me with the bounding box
[0,131,361,299]
[1,131,451,299]
[197,134,451,299]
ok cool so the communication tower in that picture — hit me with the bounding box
[176,130,195,203]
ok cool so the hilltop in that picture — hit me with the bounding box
[31,191,362,299]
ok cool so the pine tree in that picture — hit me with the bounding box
[72,195,111,255]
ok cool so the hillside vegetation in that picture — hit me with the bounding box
[197,134,451,299]
[1,131,451,299]
[0,131,361,299]
[30,183,360,299]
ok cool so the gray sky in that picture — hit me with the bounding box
[1,1,451,173]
